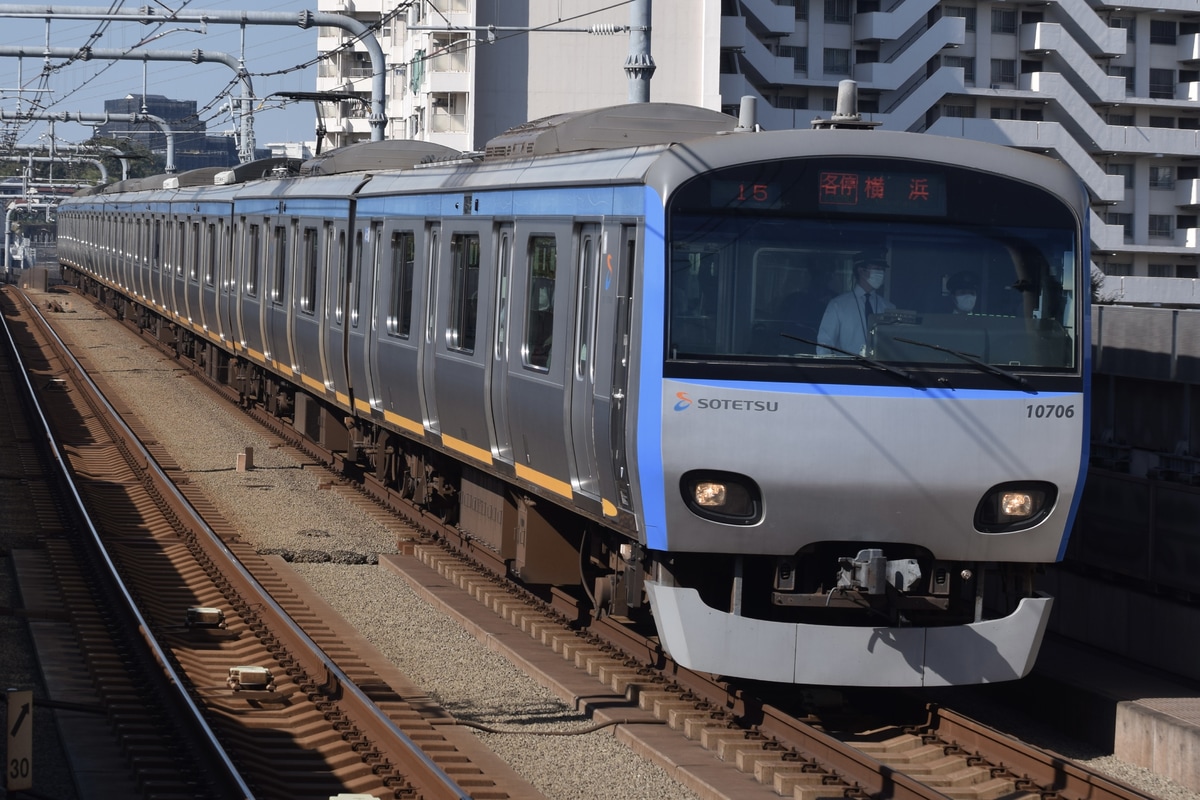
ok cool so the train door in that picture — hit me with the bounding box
[237,220,267,363]
[198,220,219,339]
[591,224,636,516]
[264,221,292,374]
[217,218,236,346]
[320,223,351,410]
[148,217,163,309]
[431,222,493,463]
[184,219,202,331]
[486,224,515,464]
[417,223,441,434]
[289,221,323,390]
[503,221,574,498]
[567,223,602,499]
[370,225,424,434]
[344,220,379,417]
[131,217,144,301]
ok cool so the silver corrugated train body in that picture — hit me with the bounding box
[56,100,1090,686]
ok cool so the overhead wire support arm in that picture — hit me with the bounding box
[0,5,389,142]
[0,44,257,162]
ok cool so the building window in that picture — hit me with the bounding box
[942,102,976,118]
[1149,19,1177,45]
[776,93,809,109]
[990,107,1016,120]
[1149,116,1175,129]
[991,8,1016,33]
[1149,69,1176,99]
[794,0,808,20]
[1178,264,1199,279]
[944,6,976,31]
[1148,263,1173,277]
[991,59,1016,85]
[825,0,851,24]
[779,45,808,74]
[1108,163,1133,189]
[823,48,851,75]
[944,56,975,83]
[1148,215,1174,238]
[1107,111,1134,126]
[1106,212,1132,240]
[1104,263,1132,277]
[1149,166,1175,189]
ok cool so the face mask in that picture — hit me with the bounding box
[865,269,886,290]
[955,293,977,312]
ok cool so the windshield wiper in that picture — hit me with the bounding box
[781,333,924,388]
[892,336,1034,392]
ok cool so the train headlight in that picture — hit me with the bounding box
[680,470,762,525]
[974,481,1057,533]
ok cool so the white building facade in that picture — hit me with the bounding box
[314,0,1200,280]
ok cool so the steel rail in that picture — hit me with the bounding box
[3,289,256,799]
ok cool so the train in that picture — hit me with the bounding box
[55,93,1090,687]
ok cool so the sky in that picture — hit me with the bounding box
[2,0,323,152]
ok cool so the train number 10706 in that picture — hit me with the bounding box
[1026,403,1075,419]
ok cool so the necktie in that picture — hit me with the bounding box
[864,293,875,321]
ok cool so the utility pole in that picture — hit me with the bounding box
[625,0,654,103]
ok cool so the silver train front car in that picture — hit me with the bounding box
[54,103,1089,688]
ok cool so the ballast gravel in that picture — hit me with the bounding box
[48,298,700,800]
[39,293,1200,800]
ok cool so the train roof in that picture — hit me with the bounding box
[300,140,462,176]
[482,103,737,159]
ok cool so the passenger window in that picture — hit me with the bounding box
[387,231,415,337]
[271,226,287,304]
[205,223,217,286]
[524,235,556,370]
[448,233,480,353]
[189,222,200,281]
[333,227,346,323]
[247,224,261,296]
[152,220,161,271]
[299,227,318,315]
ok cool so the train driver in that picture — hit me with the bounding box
[816,256,895,356]
[947,270,980,314]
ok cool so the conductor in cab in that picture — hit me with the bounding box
[817,256,895,356]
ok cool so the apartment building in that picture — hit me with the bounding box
[314,0,1200,282]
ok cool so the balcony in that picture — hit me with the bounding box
[1179,32,1200,63]
[737,0,797,36]
[430,110,467,134]
[1178,179,1200,208]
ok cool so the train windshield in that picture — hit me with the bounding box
[666,157,1081,373]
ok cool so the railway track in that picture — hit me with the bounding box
[21,282,1162,800]
[2,285,541,799]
